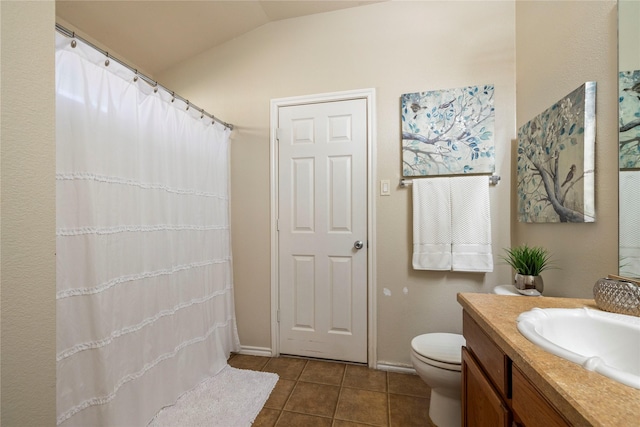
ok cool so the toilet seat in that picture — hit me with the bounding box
[412,350,462,371]
[411,333,465,371]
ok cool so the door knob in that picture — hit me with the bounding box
[354,240,364,250]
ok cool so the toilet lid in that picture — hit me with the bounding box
[411,333,465,364]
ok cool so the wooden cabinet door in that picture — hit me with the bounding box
[512,365,569,427]
[462,347,512,427]
[463,311,509,398]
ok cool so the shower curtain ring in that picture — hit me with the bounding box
[186,101,190,111]
[71,39,77,48]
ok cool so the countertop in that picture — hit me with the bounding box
[457,293,640,427]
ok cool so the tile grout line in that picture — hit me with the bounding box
[264,357,285,425]
[284,358,309,422]
[331,363,348,424]
[387,370,392,427]
[269,357,307,425]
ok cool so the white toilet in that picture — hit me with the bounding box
[410,332,465,427]
[410,285,526,427]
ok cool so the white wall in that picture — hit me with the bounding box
[159,1,516,366]
[0,0,57,424]
[515,1,618,298]
[619,0,640,72]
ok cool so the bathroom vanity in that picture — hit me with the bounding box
[457,293,640,426]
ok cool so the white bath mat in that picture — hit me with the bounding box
[148,365,278,427]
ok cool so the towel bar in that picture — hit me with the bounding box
[400,175,500,187]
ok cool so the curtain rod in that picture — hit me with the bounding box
[55,23,234,131]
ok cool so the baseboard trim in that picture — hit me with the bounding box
[375,362,416,374]
[232,348,418,375]
[237,346,274,357]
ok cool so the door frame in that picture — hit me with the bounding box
[269,88,377,367]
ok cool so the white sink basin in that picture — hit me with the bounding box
[516,307,640,389]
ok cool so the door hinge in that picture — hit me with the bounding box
[277,310,280,323]
[276,219,279,231]
[275,128,283,141]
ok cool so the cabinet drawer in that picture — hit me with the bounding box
[463,311,509,397]
[512,365,569,427]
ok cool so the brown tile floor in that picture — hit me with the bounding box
[228,354,437,427]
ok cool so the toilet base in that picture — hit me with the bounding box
[429,388,461,427]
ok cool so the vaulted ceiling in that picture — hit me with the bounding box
[56,1,382,76]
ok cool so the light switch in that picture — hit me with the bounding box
[380,179,390,196]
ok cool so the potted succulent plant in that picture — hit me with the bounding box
[501,244,556,295]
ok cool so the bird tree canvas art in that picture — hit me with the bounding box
[517,82,596,223]
[619,70,640,169]
[401,84,495,176]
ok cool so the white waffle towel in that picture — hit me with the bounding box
[412,176,493,272]
[412,178,452,270]
[451,176,493,272]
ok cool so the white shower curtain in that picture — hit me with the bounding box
[55,32,240,426]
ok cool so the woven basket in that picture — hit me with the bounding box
[593,278,640,317]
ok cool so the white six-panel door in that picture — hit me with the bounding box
[277,99,367,363]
